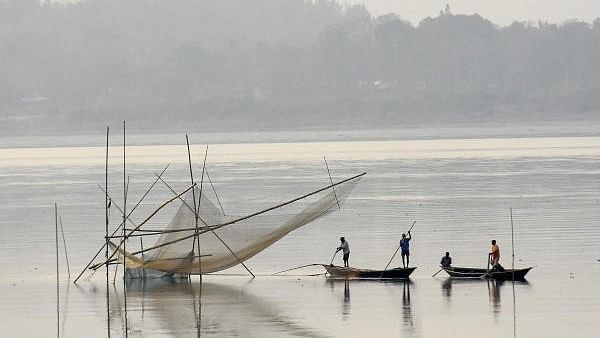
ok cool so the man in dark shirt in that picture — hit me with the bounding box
[440,252,452,268]
[399,231,412,268]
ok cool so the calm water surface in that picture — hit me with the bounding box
[1,130,600,337]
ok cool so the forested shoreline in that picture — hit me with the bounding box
[2,0,599,134]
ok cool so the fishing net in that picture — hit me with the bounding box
[114,175,362,274]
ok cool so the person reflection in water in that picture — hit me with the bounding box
[441,278,452,298]
[488,280,502,316]
[402,281,414,329]
[336,237,350,267]
[440,252,452,268]
[342,278,351,318]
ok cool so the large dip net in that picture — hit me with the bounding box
[109,173,363,275]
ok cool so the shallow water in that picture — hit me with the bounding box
[1,130,600,337]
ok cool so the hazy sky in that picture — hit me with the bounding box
[348,0,600,26]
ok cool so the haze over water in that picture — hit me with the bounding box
[1,127,600,337]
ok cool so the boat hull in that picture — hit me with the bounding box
[323,265,416,279]
[442,266,532,280]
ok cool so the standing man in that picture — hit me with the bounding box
[400,231,412,268]
[336,237,350,267]
[489,239,502,271]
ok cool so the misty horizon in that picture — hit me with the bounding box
[2,0,600,136]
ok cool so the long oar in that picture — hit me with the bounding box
[272,263,323,275]
[330,250,339,265]
[382,246,401,272]
[382,221,416,272]
[482,253,492,279]
[432,267,444,277]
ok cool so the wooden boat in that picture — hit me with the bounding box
[323,264,416,279]
[442,266,532,280]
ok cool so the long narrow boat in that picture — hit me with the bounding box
[442,266,532,280]
[323,265,416,279]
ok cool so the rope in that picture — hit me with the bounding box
[208,272,327,277]
[206,169,226,215]
[272,263,325,275]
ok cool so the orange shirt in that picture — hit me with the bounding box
[491,244,500,259]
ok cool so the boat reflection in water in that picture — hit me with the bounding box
[103,277,330,338]
[440,278,529,304]
[326,278,351,319]
[439,277,529,337]
[326,278,414,332]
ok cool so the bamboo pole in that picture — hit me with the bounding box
[196,145,208,280]
[105,275,110,337]
[58,216,71,279]
[104,125,110,337]
[105,125,110,275]
[186,134,199,278]
[510,206,515,277]
[509,207,517,336]
[510,207,515,270]
[55,203,60,338]
[113,226,211,236]
[89,183,196,270]
[122,121,128,336]
[323,156,340,209]
[73,164,169,284]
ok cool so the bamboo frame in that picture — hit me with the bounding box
[157,168,256,277]
[89,183,196,269]
[73,164,169,284]
[93,172,366,268]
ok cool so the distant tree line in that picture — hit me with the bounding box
[1,0,599,134]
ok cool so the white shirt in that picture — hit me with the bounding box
[340,241,350,254]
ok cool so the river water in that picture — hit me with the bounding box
[1,128,600,337]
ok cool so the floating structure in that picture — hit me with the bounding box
[86,171,366,278]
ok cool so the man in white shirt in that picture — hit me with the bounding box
[336,237,350,267]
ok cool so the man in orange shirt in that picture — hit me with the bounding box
[489,239,503,271]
